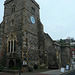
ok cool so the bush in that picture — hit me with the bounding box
[0,67,4,72]
[28,66,34,72]
[34,64,38,69]
[11,66,21,70]
[39,64,46,69]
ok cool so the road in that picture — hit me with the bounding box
[0,72,17,75]
[0,69,74,75]
[61,70,75,75]
[0,72,55,75]
[65,70,75,75]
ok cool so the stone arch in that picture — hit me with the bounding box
[7,33,17,42]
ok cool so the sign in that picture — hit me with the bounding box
[61,68,65,72]
[66,65,69,70]
[23,60,27,65]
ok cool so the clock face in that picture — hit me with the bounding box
[30,16,35,24]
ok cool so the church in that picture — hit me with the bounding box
[0,0,70,71]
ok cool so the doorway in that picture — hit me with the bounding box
[9,60,14,69]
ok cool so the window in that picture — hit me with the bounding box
[12,5,15,13]
[8,40,16,53]
[11,41,13,52]
[11,19,14,25]
[31,7,35,14]
[7,34,17,53]
[8,41,10,52]
[14,40,16,52]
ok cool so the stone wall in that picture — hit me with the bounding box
[37,20,45,65]
[0,21,4,66]
[1,0,41,68]
[44,33,55,68]
[0,23,1,66]
[61,45,70,67]
[44,34,62,69]
[53,41,61,68]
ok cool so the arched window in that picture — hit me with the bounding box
[14,40,16,52]
[7,34,17,53]
[8,40,16,53]
[8,41,10,52]
[11,40,13,52]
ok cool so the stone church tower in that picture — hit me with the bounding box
[1,0,45,69]
[0,0,70,70]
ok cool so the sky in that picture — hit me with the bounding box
[0,0,75,40]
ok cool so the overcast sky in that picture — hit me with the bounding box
[0,0,75,40]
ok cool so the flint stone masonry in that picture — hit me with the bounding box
[0,0,42,69]
[0,22,3,56]
[44,33,59,68]
[61,45,70,67]
[0,0,70,70]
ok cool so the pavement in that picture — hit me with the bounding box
[63,71,75,75]
[36,69,71,75]
[0,68,74,75]
[18,69,75,75]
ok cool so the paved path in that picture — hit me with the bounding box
[35,74,54,75]
[0,72,55,75]
[21,73,55,75]
[41,70,61,75]
[61,70,75,75]
[40,69,74,75]
[65,71,75,75]
[22,69,73,75]
[20,69,66,75]
[0,69,74,75]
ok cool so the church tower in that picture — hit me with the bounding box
[2,0,44,69]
